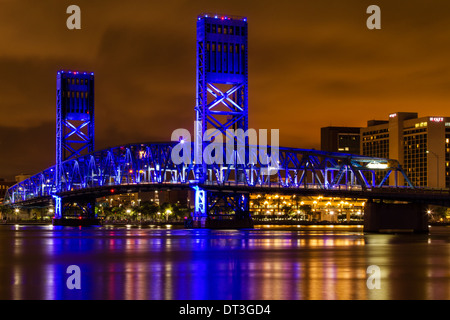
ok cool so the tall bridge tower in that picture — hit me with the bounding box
[54,70,95,221]
[195,13,248,175]
[194,14,252,227]
[56,70,95,164]
[196,14,249,130]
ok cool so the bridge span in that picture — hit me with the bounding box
[5,141,414,204]
[5,141,448,232]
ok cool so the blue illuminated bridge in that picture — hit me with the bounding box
[4,141,417,204]
[5,141,450,231]
[5,13,450,232]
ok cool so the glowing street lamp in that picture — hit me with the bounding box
[165,209,172,221]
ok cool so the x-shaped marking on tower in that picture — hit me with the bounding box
[205,83,245,141]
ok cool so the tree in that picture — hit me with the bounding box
[172,203,190,221]
[300,204,312,221]
[429,206,448,223]
[102,206,114,220]
[138,201,159,221]
[252,196,264,216]
[111,206,125,220]
[273,196,282,216]
[0,205,12,220]
[160,202,173,221]
[281,204,291,218]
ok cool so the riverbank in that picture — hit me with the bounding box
[3,220,450,227]
[0,220,363,227]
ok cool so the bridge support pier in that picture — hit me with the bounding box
[52,197,101,226]
[363,200,428,233]
[189,187,253,229]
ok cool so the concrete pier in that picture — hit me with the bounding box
[363,200,428,233]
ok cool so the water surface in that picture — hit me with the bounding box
[1,224,449,300]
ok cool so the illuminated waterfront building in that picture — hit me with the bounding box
[249,194,365,223]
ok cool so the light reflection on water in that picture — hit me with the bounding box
[1,224,450,300]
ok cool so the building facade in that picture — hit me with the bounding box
[361,112,450,188]
[321,126,361,154]
[0,179,16,203]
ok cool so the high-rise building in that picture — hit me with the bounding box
[320,126,361,154]
[361,112,449,188]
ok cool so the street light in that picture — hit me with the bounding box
[165,209,172,222]
[426,150,439,188]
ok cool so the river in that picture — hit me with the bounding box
[1,224,449,300]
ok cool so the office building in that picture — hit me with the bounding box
[361,112,450,188]
[321,126,361,154]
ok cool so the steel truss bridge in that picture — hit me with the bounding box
[5,13,450,228]
[6,142,450,226]
[3,141,432,206]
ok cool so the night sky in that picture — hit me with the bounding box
[1,0,450,180]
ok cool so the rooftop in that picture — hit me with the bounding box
[198,13,247,22]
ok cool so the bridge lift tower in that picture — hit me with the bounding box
[54,70,97,224]
[194,14,252,228]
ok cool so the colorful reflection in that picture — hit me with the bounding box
[1,225,450,299]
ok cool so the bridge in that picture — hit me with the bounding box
[3,141,415,205]
[4,13,448,232]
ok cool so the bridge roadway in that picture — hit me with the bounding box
[6,142,450,209]
[8,180,450,209]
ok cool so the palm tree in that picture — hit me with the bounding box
[281,204,291,219]
[273,196,282,217]
[252,196,264,216]
[300,204,312,221]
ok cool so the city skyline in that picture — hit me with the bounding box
[2,2,450,302]
[2,1,450,179]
